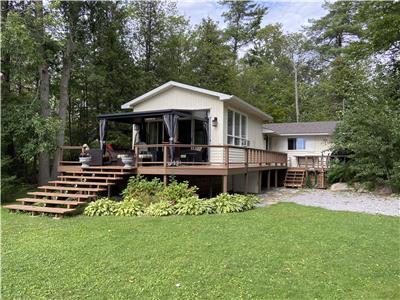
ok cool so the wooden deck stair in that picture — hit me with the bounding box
[284,169,306,188]
[4,165,135,217]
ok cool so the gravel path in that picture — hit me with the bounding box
[258,188,400,217]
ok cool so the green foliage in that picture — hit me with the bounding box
[156,180,198,203]
[122,175,164,205]
[333,72,400,189]
[209,193,260,214]
[123,175,164,197]
[144,201,175,217]
[327,160,355,184]
[186,17,237,94]
[115,198,144,217]
[219,0,267,56]
[174,196,210,216]
[84,198,118,216]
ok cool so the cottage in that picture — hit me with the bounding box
[6,82,339,216]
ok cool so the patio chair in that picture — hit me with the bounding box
[88,149,103,166]
[137,142,156,162]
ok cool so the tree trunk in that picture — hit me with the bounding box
[293,58,299,123]
[1,1,11,99]
[51,33,75,178]
[36,1,51,185]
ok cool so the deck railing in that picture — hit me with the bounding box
[134,144,287,168]
[58,144,288,170]
[296,155,349,171]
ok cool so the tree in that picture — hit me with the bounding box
[333,71,400,189]
[186,18,236,93]
[129,0,179,87]
[237,25,307,122]
[220,0,267,58]
[307,1,362,61]
[51,2,83,178]
[35,0,51,184]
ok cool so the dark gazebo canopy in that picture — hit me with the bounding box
[97,109,197,124]
[97,109,208,151]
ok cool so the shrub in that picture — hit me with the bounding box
[209,193,260,214]
[121,175,164,205]
[327,160,355,184]
[209,193,244,214]
[175,196,209,215]
[84,198,118,216]
[237,194,260,210]
[156,180,198,203]
[144,201,175,217]
[115,198,144,216]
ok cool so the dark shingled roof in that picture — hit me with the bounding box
[263,121,338,135]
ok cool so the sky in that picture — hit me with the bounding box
[176,0,328,33]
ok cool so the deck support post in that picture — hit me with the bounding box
[163,175,168,186]
[222,175,228,193]
[267,170,271,190]
[275,170,278,188]
[244,173,248,195]
[209,177,213,198]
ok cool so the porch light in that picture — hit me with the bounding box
[212,117,218,127]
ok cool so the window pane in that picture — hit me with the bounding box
[241,115,246,138]
[296,138,305,150]
[241,139,247,146]
[228,136,234,145]
[235,137,240,145]
[234,112,240,137]
[194,120,206,144]
[228,110,233,135]
[288,138,296,150]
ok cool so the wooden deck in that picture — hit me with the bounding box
[4,145,288,216]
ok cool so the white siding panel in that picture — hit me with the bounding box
[270,135,333,167]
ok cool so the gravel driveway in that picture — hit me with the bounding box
[258,188,399,217]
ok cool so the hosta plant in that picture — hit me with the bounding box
[209,193,259,214]
[210,193,243,214]
[144,200,175,217]
[84,198,118,216]
[115,198,144,216]
[175,196,209,215]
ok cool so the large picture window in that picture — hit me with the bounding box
[227,109,248,146]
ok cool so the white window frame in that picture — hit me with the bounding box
[227,108,249,147]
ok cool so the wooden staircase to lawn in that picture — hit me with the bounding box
[284,169,306,188]
[4,166,135,217]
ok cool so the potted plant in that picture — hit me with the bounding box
[121,154,134,169]
[79,144,91,168]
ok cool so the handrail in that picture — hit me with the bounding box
[134,143,287,168]
[58,144,288,169]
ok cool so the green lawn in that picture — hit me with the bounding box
[1,203,399,299]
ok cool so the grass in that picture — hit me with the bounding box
[1,203,399,299]
[1,183,36,204]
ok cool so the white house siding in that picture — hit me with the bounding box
[131,87,225,162]
[223,104,266,163]
[270,135,332,167]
